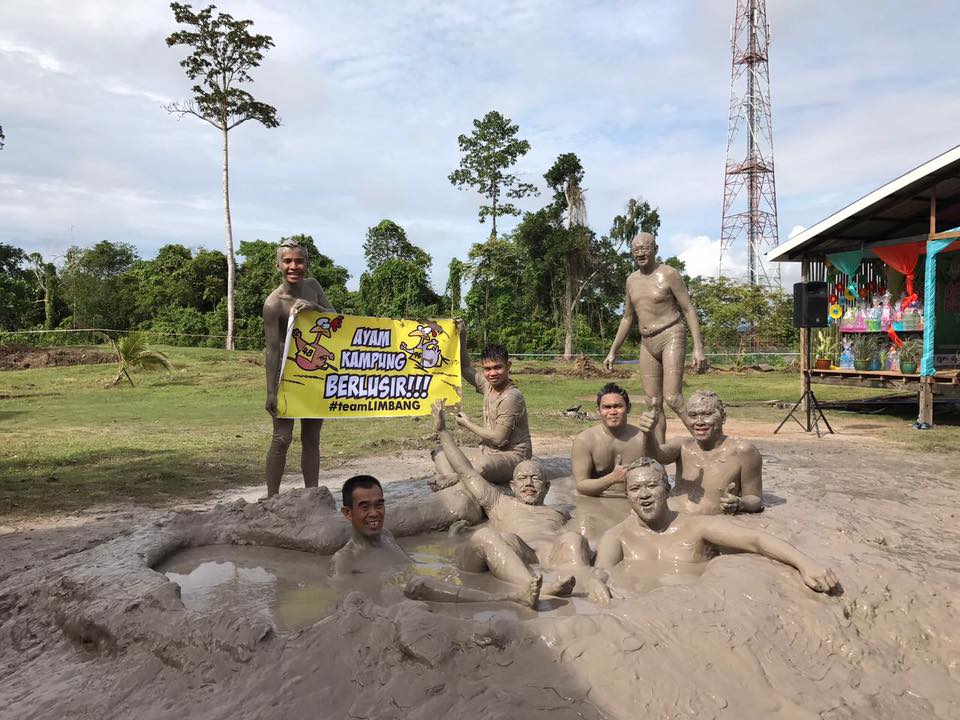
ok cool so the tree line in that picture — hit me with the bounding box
[0,4,795,357]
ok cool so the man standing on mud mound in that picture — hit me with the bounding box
[430,319,532,490]
[333,474,542,608]
[262,239,336,497]
[432,400,590,598]
[588,459,837,603]
[603,231,707,442]
[571,383,658,497]
[648,390,763,514]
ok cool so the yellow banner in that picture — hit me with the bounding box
[276,312,461,419]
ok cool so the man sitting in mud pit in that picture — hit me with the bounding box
[430,319,532,490]
[588,459,838,603]
[648,390,763,514]
[432,400,591,598]
[332,474,542,608]
[571,383,657,497]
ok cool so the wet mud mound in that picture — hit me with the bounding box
[0,343,113,371]
[1,445,959,719]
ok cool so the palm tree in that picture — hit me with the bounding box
[103,332,173,387]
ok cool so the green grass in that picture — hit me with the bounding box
[2,347,957,517]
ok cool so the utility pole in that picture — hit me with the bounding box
[720,0,781,287]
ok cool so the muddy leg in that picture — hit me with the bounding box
[462,527,539,586]
[662,329,689,432]
[265,417,294,497]
[404,575,541,609]
[300,419,323,488]
[639,339,666,443]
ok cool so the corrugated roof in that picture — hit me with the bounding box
[768,144,960,262]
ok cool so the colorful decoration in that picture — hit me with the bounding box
[829,304,842,319]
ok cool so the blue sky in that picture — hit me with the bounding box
[2,0,959,291]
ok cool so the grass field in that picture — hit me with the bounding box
[2,345,957,517]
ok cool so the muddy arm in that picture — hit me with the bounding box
[668,268,706,373]
[455,318,478,389]
[645,429,682,466]
[737,443,763,513]
[433,401,498,511]
[604,288,635,370]
[263,297,285,416]
[699,518,838,593]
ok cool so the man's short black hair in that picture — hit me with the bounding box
[480,344,509,364]
[597,382,631,409]
[342,475,382,507]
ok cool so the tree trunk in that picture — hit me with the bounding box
[43,266,55,330]
[222,127,236,351]
[491,189,497,239]
[563,254,575,359]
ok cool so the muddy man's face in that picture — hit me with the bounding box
[626,468,668,524]
[278,249,308,285]
[686,398,724,443]
[481,358,510,390]
[598,392,630,430]
[631,234,657,267]
[342,485,386,537]
[511,461,548,505]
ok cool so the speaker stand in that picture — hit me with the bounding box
[775,337,834,437]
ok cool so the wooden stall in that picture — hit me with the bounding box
[768,145,960,426]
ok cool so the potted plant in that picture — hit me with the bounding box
[813,329,837,370]
[898,339,922,374]
[850,334,874,371]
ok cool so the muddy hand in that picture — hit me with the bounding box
[612,454,627,483]
[431,399,446,434]
[454,411,470,428]
[265,393,278,417]
[720,482,740,513]
[454,318,466,336]
[693,349,708,375]
[637,409,658,434]
[800,563,839,593]
[603,352,616,372]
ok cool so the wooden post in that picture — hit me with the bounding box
[919,377,934,426]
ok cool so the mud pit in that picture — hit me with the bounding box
[1,429,959,719]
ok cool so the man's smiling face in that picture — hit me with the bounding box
[510,461,548,505]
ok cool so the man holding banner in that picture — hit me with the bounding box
[263,239,336,497]
[430,319,532,489]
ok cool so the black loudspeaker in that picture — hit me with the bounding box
[793,282,828,328]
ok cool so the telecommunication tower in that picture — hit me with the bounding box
[719,0,781,287]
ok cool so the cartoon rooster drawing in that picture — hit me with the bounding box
[400,321,448,370]
[289,315,344,371]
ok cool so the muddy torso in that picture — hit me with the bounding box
[617,515,715,564]
[476,377,532,459]
[333,531,411,575]
[626,267,682,336]
[581,424,649,497]
[671,438,744,515]
[488,497,569,546]
[265,279,327,345]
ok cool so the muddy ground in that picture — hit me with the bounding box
[0,421,958,719]
[0,343,113,371]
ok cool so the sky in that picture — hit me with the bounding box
[2,0,959,292]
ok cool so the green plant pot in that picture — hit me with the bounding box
[854,360,870,371]
[900,361,917,374]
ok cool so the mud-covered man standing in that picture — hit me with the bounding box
[262,239,336,497]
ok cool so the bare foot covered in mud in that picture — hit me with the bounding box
[542,574,576,597]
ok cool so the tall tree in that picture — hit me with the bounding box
[165,2,280,350]
[27,253,59,330]
[448,110,537,239]
[363,220,431,271]
[59,241,139,331]
[0,244,32,330]
[544,153,592,358]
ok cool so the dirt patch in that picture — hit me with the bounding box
[0,344,114,371]
[514,355,632,379]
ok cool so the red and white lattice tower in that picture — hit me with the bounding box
[719,0,781,287]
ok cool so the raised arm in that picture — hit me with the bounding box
[699,518,838,593]
[668,269,706,374]
[432,401,499,511]
[644,423,682,466]
[455,318,478,389]
[604,287,636,371]
[262,296,286,416]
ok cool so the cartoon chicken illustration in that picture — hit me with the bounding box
[400,321,447,370]
[289,315,343,371]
